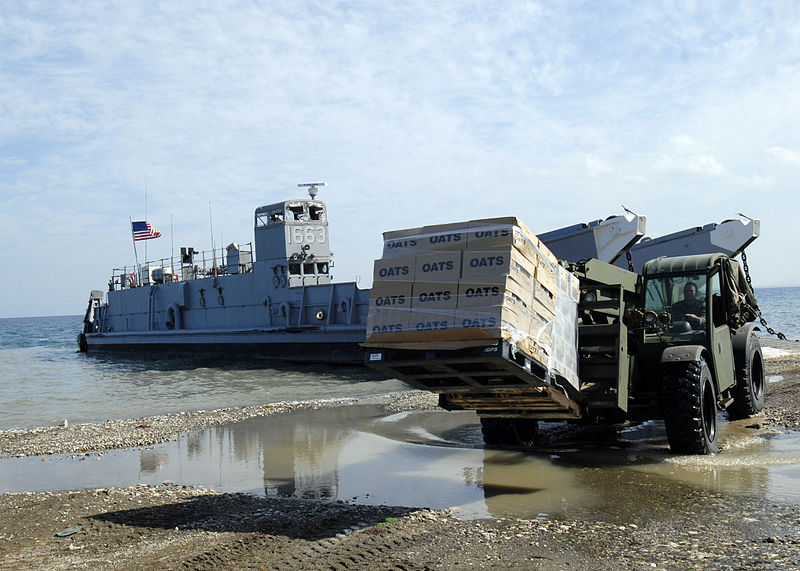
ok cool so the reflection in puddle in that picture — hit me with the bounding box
[1,406,800,520]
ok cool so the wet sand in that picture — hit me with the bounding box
[1,340,799,569]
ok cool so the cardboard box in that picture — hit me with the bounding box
[412,282,458,310]
[528,309,553,348]
[365,307,411,343]
[373,256,415,283]
[414,251,461,283]
[535,256,557,296]
[369,283,413,311]
[407,308,457,333]
[466,217,559,266]
[455,294,532,337]
[461,248,536,285]
[418,221,469,252]
[381,227,426,259]
[456,281,506,308]
[529,296,556,322]
[457,279,532,310]
[533,279,557,314]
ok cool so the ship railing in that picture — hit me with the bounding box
[109,242,254,290]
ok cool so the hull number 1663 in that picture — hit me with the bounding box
[288,226,327,244]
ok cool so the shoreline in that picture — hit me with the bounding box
[1,344,799,568]
[1,338,798,458]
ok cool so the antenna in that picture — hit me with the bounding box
[209,202,217,272]
[298,182,327,199]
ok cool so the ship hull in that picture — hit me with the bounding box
[84,327,368,364]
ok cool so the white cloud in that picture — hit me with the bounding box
[651,135,728,177]
[767,146,800,166]
[736,174,776,191]
[585,155,614,178]
[653,153,728,177]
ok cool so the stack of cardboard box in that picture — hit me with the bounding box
[366,217,579,380]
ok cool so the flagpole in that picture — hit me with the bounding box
[130,217,140,287]
[170,213,174,276]
[144,173,148,264]
[209,201,217,274]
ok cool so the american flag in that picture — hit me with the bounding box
[132,220,162,241]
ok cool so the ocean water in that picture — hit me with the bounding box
[0,315,406,430]
[0,287,797,430]
[753,287,800,341]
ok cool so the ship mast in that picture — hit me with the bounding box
[297,182,327,199]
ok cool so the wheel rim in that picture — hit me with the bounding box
[752,355,765,401]
[702,378,716,443]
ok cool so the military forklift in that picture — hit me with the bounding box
[570,252,763,454]
[367,251,765,455]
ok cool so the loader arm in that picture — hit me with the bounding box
[615,216,760,273]
[538,213,647,265]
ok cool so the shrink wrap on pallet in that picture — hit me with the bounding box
[366,217,579,389]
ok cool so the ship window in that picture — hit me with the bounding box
[269,210,284,224]
[303,262,315,274]
[309,205,325,220]
[289,263,301,275]
[317,262,329,274]
[288,205,306,220]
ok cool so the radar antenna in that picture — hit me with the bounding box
[298,182,327,199]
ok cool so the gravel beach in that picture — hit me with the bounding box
[1,339,799,569]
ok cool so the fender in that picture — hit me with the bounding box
[731,323,760,369]
[660,344,706,365]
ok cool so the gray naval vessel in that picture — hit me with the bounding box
[79,182,759,364]
[79,184,371,363]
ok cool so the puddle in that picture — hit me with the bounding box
[1,406,799,521]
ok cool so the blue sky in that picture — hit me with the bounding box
[1,1,798,318]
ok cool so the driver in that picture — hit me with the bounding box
[672,282,705,329]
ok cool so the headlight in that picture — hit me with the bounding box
[643,311,658,326]
[581,290,597,304]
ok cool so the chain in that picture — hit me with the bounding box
[625,248,634,272]
[740,249,789,341]
[741,249,752,286]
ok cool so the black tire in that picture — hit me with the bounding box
[727,332,765,420]
[510,418,539,447]
[663,358,719,455]
[480,417,510,446]
[480,418,539,447]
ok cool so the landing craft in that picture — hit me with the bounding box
[79,184,371,363]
